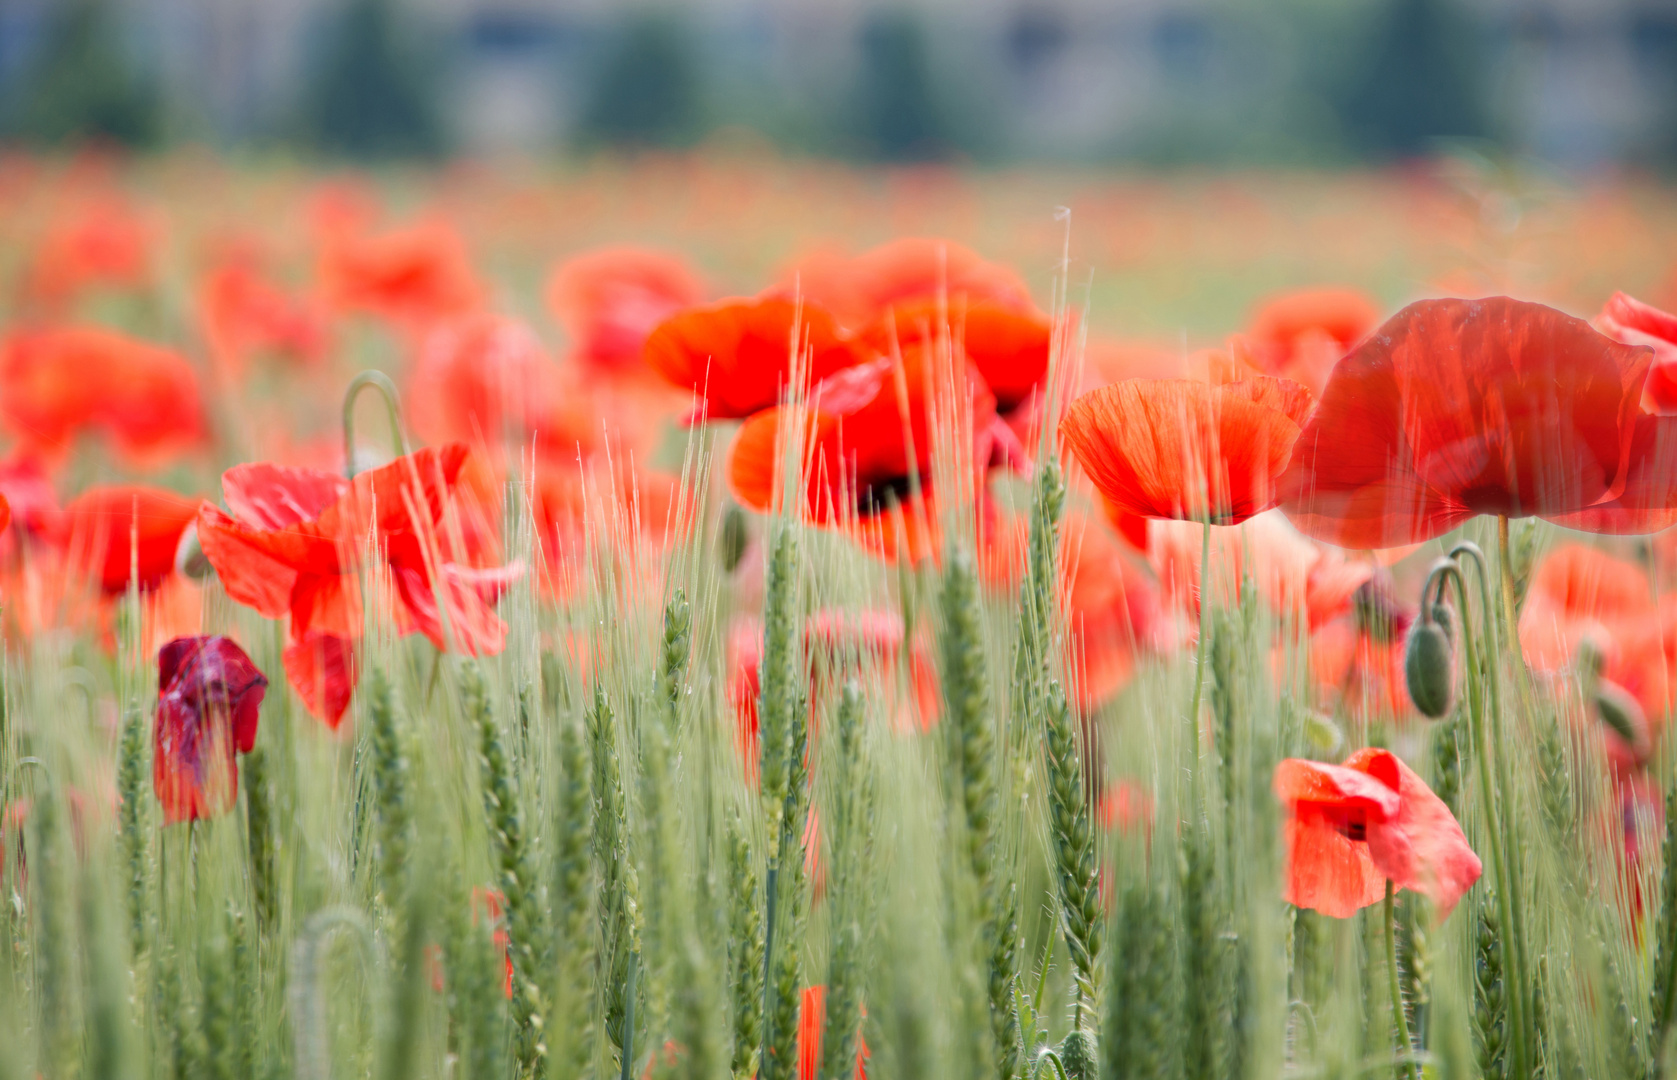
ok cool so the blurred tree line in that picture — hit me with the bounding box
[0,0,1666,166]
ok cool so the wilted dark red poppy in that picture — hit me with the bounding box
[1597,291,1677,415]
[1244,286,1381,398]
[198,446,516,727]
[153,635,268,824]
[1274,747,1481,918]
[644,297,867,420]
[0,327,204,465]
[1062,377,1315,525]
[63,485,200,594]
[545,246,705,370]
[1280,297,1677,548]
[199,261,330,378]
[727,344,996,561]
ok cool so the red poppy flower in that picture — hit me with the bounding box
[0,327,205,464]
[407,314,554,447]
[1274,747,1481,918]
[470,886,515,999]
[545,246,705,371]
[1308,571,1415,721]
[727,344,996,561]
[1244,286,1380,397]
[199,261,330,378]
[779,237,1034,329]
[644,297,866,421]
[1279,297,1677,548]
[806,608,941,731]
[317,219,481,329]
[63,485,200,594]
[1596,291,1677,415]
[197,446,514,726]
[1062,377,1315,525]
[153,635,268,825]
[0,456,60,541]
[1063,515,1163,709]
[21,196,153,311]
[857,297,1052,414]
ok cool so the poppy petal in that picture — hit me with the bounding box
[1346,748,1482,918]
[283,632,358,729]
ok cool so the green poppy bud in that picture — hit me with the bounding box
[1058,1029,1098,1080]
[1404,604,1456,719]
[719,504,749,573]
[1303,710,1346,757]
[174,523,212,582]
[1592,681,1650,764]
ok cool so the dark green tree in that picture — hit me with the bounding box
[1334,0,1488,158]
[575,13,703,149]
[853,11,948,161]
[301,0,446,159]
[6,0,161,147]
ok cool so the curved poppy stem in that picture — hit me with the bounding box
[342,371,411,479]
[1385,881,1417,1080]
[1440,541,1530,1080]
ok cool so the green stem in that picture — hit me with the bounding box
[342,370,411,478]
[1187,518,1212,771]
[1385,882,1417,1080]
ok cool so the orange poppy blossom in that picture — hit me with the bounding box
[198,259,330,379]
[1279,297,1677,548]
[1062,376,1316,527]
[196,445,519,727]
[316,217,482,332]
[727,342,997,563]
[62,485,201,594]
[1275,747,1481,919]
[1518,542,1676,769]
[544,245,706,372]
[643,296,868,422]
[1241,286,1382,398]
[0,326,205,467]
[1596,291,1677,414]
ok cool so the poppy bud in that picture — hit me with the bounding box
[174,523,212,582]
[1059,1029,1098,1080]
[719,503,749,573]
[1404,604,1456,719]
[1303,710,1345,757]
[1352,573,1409,645]
[1573,635,1608,680]
[1592,681,1650,764]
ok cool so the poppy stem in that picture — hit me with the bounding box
[341,371,411,479]
[1384,882,1416,1080]
[1187,519,1212,768]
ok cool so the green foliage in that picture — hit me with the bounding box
[300,0,446,159]
[5,0,161,147]
[577,13,705,150]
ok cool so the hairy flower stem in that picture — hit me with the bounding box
[1439,546,1530,1080]
[1386,882,1417,1080]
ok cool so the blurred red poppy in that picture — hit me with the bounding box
[153,635,268,824]
[779,237,1034,328]
[317,219,481,330]
[1062,377,1315,525]
[408,314,554,447]
[198,446,515,727]
[0,326,205,465]
[546,246,705,371]
[63,485,199,594]
[21,196,153,311]
[1063,515,1162,709]
[856,297,1052,415]
[644,297,866,421]
[1280,297,1677,548]
[1596,291,1677,415]
[1243,286,1380,397]
[199,261,330,378]
[794,984,869,1080]
[1275,747,1481,918]
[727,344,996,561]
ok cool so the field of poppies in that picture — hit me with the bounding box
[2,149,1677,1080]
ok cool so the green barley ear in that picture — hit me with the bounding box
[638,590,693,1045]
[1473,892,1507,1080]
[819,682,870,1080]
[1535,712,1575,851]
[589,684,643,1067]
[1043,680,1102,1031]
[1181,825,1223,1080]
[1104,881,1175,1080]
[763,686,812,1080]
[28,774,76,1077]
[462,659,548,1071]
[1429,711,1465,820]
[243,744,277,936]
[81,863,136,1080]
[1012,459,1066,725]
[383,878,432,1080]
[365,668,412,913]
[758,525,801,841]
[550,710,595,1071]
[727,819,764,1080]
[117,703,149,950]
[200,919,235,1080]
[1651,782,1677,1054]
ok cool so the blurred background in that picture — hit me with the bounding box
[0,0,1675,168]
